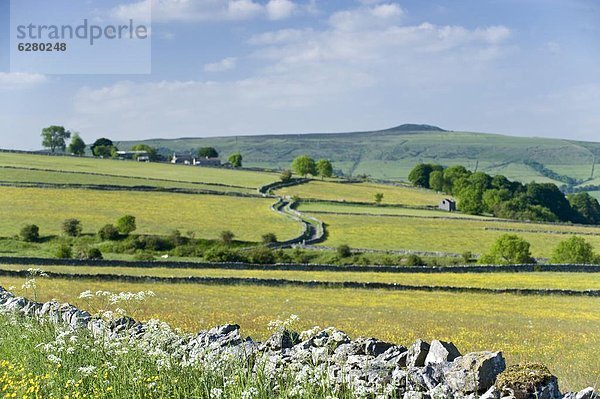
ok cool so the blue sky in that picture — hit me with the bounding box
[0,0,599,149]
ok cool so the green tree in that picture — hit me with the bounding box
[280,169,293,183]
[568,192,600,225]
[408,164,434,188]
[315,159,333,179]
[261,233,278,244]
[131,144,159,161]
[41,125,71,153]
[67,133,86,156]
[55,244,72,259]
[62,218,82,237]
[220,230,235,245]
[482,189,511,214]
[98,224,119,240]
[525,183,572,222]
[479,234,534,265]
[374,192,384,204]
[228,152,243,168]
[337,244,352,258]
[551,236,595,264]
[457,186,485,214]
[292,155,316,177]
[91,138,117,157]
[428,170,445,192]
[20,224,39,242]
[198,147,219,158]
[116,215,137,235]
[443,165,471,194]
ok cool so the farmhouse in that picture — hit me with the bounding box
[439,198,456,212]
[115,150,149,161]
[195,157,221,167]
[171,153,195,165]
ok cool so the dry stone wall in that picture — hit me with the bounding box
[0,285,597,399]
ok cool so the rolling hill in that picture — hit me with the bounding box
[117,124,600,188]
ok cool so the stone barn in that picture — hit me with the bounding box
[439,198,456,212]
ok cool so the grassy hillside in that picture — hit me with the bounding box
[0,152,277,189]
[118,124,600,184]
[308,212,600,257]
[0,186,299,241]
[275,180,449,206]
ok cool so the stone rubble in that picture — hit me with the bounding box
[0,285,597,399]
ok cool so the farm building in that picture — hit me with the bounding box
[439,198,456,212]
[195,157,221,167]
[116,150,149,161]
[171,153,195,165]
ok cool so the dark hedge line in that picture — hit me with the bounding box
[483,226,600,236]
[297,199,436,210]
[1,256,599,273]
[0,269,597,296]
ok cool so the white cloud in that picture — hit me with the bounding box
[228,0,263,20]
[109,0,152,23]
[69,3,520,140]
[266,0,297,20]
[371,3,403,18]
[0,73,47,88]
[329,3,404,31]
[111,0,299,22]
[203,57,238,72]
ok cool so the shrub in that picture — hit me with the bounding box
[85,247,103,260]
[461,251,473,264]
[219,230,235,245]
[405,254,426,266]
[98,224,120,241]
[261,233,278,244]
[204,247,245,263]
[20,224,39,242]
[479,234,534,265]
[550,236,595,264]
[168,230,187,247]
[247,246,276,264]
[374,193,384,204]
[116,215,137,235]
[133,252,155,261]
[290,248,313,264]
[280,169,293,183]
[135,235,173,251]
[336,244,352,258]
[55,244,72,259]
[381,256,401,266]
[62,218,82,237]
[171,244,201,258]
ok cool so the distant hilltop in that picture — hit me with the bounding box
[377,124,448,133]
[118,124,600,189]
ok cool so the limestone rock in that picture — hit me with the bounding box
[444,351,506,393]
[407,339,431,368]
[425,340,461,366]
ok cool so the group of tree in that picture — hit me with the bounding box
[479,234,599,265]
[41,126,88,156]
[195,147,243,167]
[291,155,334,179]
[99,215,137,241]
[408,163,600,225]
[42,126,166,162]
